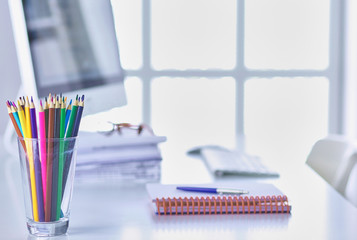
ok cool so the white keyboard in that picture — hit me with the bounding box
[201,148,279,177]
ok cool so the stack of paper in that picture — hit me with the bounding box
[75,129,166,182]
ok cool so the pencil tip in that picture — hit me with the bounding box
[81,95,85,101]
[31,96,34,102]
[40,100,42,106]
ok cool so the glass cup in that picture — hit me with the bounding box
[17,137,78,237]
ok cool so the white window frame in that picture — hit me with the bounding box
[125,0,345,137]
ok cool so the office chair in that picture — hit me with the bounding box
[306,135,357,195]
[344,155,357,207]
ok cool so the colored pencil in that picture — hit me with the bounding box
[65,97,78,138]
[45,98,54,222]
[51,97,61,221]
[19,97,25,112]
[25,97,39,222]
[62,97,78,193]
[25,97,32,138]
[10,102,23,137]
[57,98,66,219]
[64,99,72,133]
[44,97,49,139]
[30,97,45,222]
[72,95,84,137]
[6,101,26,151]
[6,94,85,223]
[17,100,26,132]
[38,101,47,206]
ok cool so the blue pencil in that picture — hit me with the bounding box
[64,99,72,133]
[71,96,84,137]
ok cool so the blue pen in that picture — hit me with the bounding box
[176,186,249,195]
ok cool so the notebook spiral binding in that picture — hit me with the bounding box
[155,195,291,215]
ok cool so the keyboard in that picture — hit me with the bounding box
[200,148,279,177]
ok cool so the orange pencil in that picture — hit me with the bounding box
[6,101,26,151]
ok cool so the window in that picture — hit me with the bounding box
[112,0,343,166]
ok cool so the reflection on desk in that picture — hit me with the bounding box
[1,141,357,239]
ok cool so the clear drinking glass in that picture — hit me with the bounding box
[17,137,78,237]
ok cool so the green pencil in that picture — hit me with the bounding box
[62,97,78,197]
[57,98,66,219]
[65,97,78,138]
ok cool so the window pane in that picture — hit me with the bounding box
[80,77,143,132]
[152,77,236,150]
[111,0,142,70]
[151,0,236,70]
[244,77,329,166]
[245,0,330,70]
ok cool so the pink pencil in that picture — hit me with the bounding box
[39,100,47,204]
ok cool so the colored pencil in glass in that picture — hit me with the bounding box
[72,95,84,137]
[51,97,61,221]
[64,99,72,133]
[6,101,26,151]
[62,97,78,194]
[44,97,49,138]
[25,97,33,137]
[38,100,47,206]
[19,96,25,112]
[8,100,33,220]
[24,96,39,222]
[10,102,23,136]
[30,97,45,222]
[65,96,78,138]
[56,98,66,219]
[17,100,26,130]
[45,98,54,222]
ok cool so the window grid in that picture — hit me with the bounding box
[124,0,343,138]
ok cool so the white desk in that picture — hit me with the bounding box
[0,141,357,240]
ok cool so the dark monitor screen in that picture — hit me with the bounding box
[22,0,125,98]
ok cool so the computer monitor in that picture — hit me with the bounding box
[8,0,127,115]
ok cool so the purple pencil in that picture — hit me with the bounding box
[30,97,45,222]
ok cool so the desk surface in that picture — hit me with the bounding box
[1,141,357,240]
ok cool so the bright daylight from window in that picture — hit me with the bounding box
[85,0,331,168]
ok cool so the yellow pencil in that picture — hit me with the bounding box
[25,97,32,137]
[24,96,39,222]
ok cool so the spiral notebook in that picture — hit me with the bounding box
[146,182,291,215]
